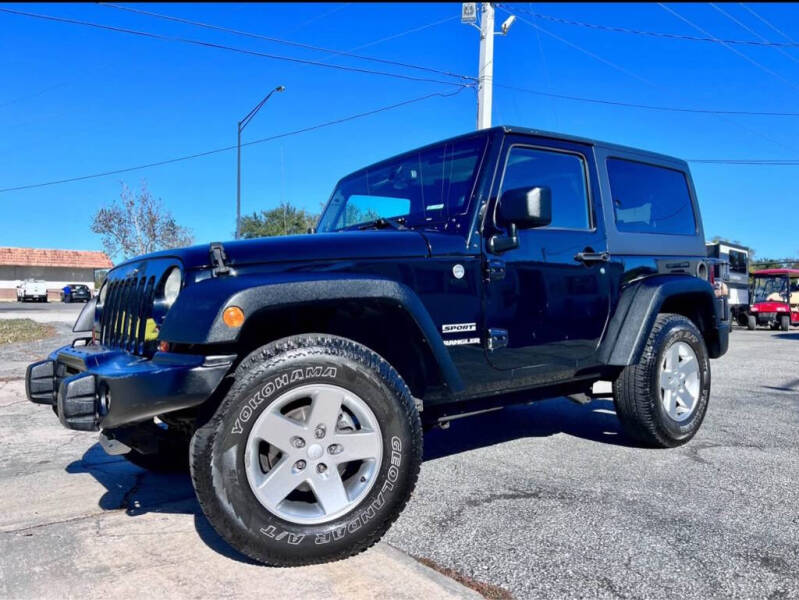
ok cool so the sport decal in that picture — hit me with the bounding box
[442,322,477,334]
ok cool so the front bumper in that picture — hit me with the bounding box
[26,344,234,431]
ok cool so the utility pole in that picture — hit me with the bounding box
[462,3,515,130]
[476,2,494,130]
[236,85,286,240]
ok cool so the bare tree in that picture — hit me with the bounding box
[91,182,194,260]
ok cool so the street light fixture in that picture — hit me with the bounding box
[236,84,286,240]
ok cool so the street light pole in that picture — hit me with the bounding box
[236,85,286,240]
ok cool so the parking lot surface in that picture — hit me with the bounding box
[1,312,797,599]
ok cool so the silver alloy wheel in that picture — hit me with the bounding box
[659,341,701,422]
[244,383,383,525]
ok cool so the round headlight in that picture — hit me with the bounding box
[163,267,182,305]
[99,281,109,304]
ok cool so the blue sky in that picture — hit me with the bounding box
[2,2,798,259]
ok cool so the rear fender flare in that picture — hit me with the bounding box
[599,274,721,366]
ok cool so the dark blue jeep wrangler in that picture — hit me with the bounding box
[26,126,728,566]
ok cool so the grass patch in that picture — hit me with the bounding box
[0,319,55,345]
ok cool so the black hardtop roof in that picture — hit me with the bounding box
[498,125,689,167]
[340,125,688,182]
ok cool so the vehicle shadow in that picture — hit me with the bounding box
[423,396,636,461]
[65,444,260,565]
[773,332,799,341]
[65,396,630,562]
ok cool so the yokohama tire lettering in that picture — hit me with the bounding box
[231,367,337,434]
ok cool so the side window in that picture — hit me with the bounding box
[607,158,697,236]
[500,147,591,230]
[728,249,747,274]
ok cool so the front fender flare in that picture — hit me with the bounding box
[160,274,464,392]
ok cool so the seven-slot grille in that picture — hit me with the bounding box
[100,275,157,355]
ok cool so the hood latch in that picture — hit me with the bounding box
[209,242,231,277]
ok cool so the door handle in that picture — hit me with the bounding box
[574,251,610,264]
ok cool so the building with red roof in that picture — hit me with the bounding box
[0,247,113,301]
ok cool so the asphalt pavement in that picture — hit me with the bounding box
[1,313,797,599]
[387,326,799,599]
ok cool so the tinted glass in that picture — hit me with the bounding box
[500,147,590,230]
[729,249,747,274]
[317,137,485,232]
[607,158,696,235]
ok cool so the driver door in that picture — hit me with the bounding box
[483,136,611,380]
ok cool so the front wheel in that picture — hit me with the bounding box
[780,315,790,331]
[747,315,756,330]
[190,334,422,566]
[613,313,711,448]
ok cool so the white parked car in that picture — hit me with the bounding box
[16,280,48,303]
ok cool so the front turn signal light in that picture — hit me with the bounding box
[223,306,245,328]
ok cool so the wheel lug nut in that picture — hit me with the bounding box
[328,443,342,455]
[291,436,305,449]
[317,463,327,474]
[314,424,326,439]
[295,460,306,470]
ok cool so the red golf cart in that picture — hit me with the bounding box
[747,268,799,330]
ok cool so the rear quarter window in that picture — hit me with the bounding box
[607,158,696,236]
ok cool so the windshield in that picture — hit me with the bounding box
[317,137,486,232]
[753,276,790,304]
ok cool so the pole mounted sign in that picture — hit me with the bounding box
[461,3,477,24]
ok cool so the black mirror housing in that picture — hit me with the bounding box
[499,186,552,229]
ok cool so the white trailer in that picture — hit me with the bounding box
[706,241,749,324]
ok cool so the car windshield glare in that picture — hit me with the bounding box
[317,137,485,232]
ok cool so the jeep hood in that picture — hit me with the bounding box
[118,230,432,271]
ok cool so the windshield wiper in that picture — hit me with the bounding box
[357,217,408,231]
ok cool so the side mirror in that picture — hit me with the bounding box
[489,186,552,253]
[498,186,552,229]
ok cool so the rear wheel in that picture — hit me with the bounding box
[613,313,711,448]
[780,315,790,331]
[190,334,422,566]
[747,315,756,330]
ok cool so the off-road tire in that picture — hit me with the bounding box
[747,315,756,330]
[613,313,711,448]
[190,334,423,566]
[780,315,790,331]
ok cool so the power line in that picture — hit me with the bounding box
[710,3,799,66]
[0,88,468,194]
[99,3,474,83]
[739,3,799,47]
[496,7,657,89]
[493,83,799,117]
[657,3,799,93]
[688,159,799,165]
[0,7,468,88]
[502,5,799,150]
[344,15,458,53]
[284,2,351,36]
[506,5,799,48]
